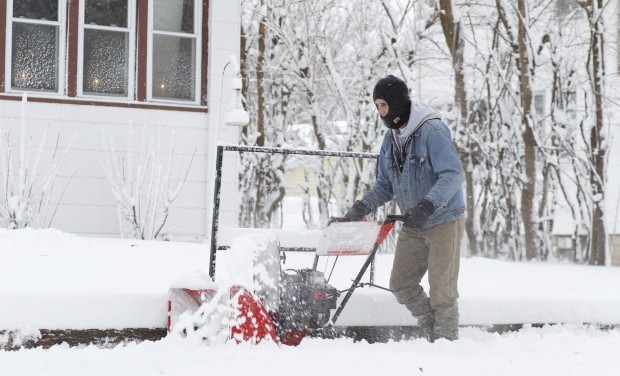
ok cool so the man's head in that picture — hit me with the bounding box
[373,75,411,129]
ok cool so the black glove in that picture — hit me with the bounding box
[343,200,371,222]
[404,199,435,228]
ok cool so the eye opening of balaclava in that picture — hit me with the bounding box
[372,75,411,129]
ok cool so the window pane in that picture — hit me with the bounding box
[85,0,128,27]
[152,35,195,101]
[534,94,545,118]
[12,23,58,91]
[154,0,194,33]
[83,29,128,96]
[13,0,58,21]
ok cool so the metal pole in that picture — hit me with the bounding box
[222,144,378,159]
[370,256,375,284]
[209,145,225,279]
[312,254,319,270]
[329,242,381,326]
[208,145,380,280]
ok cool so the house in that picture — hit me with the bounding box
[0,0,243,240]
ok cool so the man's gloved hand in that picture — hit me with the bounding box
[343,200,371,221]
[404,199,435,228]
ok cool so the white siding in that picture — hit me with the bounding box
[207,0,243,234]
[0,0,243,240]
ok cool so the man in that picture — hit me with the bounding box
[344,75,465,341]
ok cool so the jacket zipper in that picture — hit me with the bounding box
[390,132,414,173]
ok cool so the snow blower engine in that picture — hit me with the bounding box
[273,268,338,332]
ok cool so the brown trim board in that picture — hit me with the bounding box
[136,0,148,101]
[66,0,80,97]
[0,94,207,113]
[201,0,209,107]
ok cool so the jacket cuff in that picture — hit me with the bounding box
[360,199,375,214]
[424,195,442,210]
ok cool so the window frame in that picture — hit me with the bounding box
[146,0,202,105]
[1,0,209,111]
[77,0,136,100]
[5,0,67,96]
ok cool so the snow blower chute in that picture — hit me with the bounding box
[168,215,404,346]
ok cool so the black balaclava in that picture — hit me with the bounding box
[372,75,411,129]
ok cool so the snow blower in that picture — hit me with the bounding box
[168,215,404,346]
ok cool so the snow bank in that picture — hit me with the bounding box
[1,228,620,331]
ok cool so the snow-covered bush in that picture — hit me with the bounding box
[0,96,76,229]
[100,121,195,240]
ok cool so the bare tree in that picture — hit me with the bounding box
[579,0,608,265]
[239,0,292,228]
[494,0,539,260]
[438,0,479,256]
[0,96,76,229]
[238,0,614,265]
[100,122,195,240]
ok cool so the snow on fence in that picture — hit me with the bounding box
[217,225,322,251]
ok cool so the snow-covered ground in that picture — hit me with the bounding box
[2,228,620,375]
[3,325,620,376]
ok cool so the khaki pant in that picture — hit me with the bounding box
[389,216,464,340]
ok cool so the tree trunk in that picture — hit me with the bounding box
[438,0,477,257]
[240,21,249,142]
[256,14,266,148]
[586,0,607,265]
[517,0,538,260]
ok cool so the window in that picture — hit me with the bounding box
[565,91,577,121]
[555,0,578,17]
[2,0,206,107]
[555,90,577,122]
[149,0,199,102]
[556,235,573,250]
[79,0,135,98]
[8,0,65,93]
[534,93,546,119]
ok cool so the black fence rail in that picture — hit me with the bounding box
[209,144,379,278]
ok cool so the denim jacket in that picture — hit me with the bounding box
[361,118,465,229]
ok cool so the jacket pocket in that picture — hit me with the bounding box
[410,155,428,182]
[410,155,433,196]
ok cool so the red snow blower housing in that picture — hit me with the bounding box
[168,215,403,346]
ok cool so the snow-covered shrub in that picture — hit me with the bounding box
[100,121,195,240]
[0,96,76,229]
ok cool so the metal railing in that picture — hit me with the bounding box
[209,144,379,279]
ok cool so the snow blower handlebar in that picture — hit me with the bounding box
[383,214,406,223]
[376,215,405,245]
[328,214,405,225]
[328,215,404,326]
